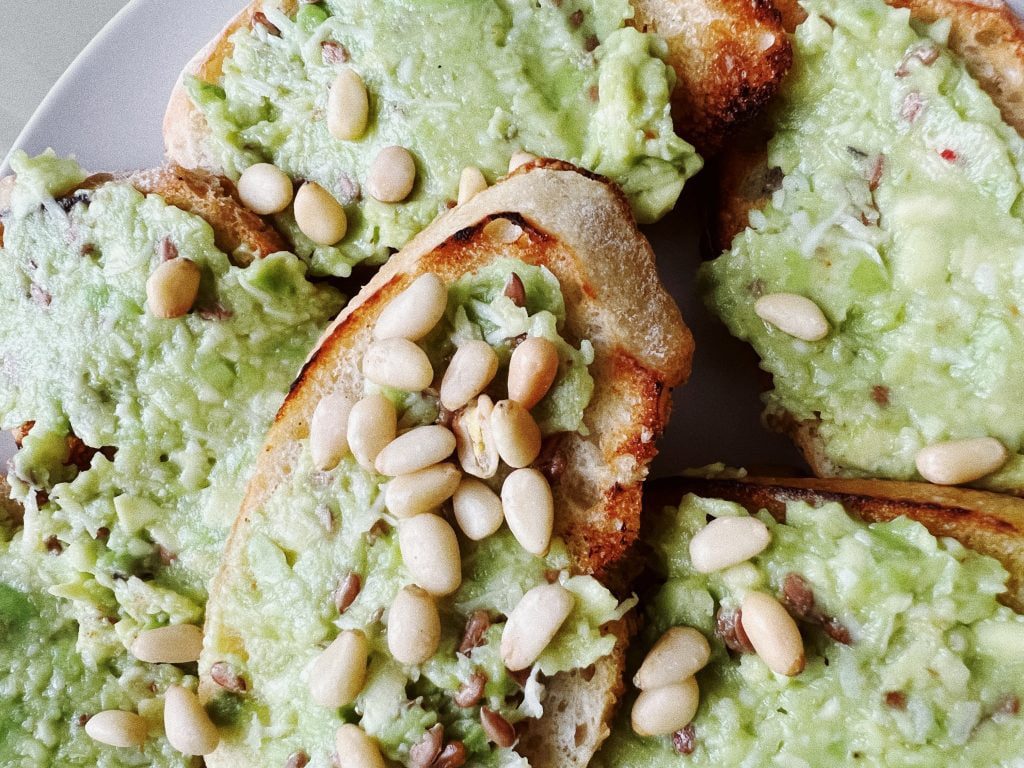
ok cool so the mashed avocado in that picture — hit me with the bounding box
[702,0,1024,490]
[0,151,341,764]
[203,259,625,766]
[187,0,701,275]
[593,493,1024,766]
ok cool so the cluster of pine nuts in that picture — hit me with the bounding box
[232,59,540,252]
[304,268,577,753]
[85,623,219,754]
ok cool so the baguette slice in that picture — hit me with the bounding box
[164,0,790,171]
[714,0,1024,483]
[202,160,692,767]
[648,474,1024,611]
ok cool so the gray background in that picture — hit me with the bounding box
[0,1,131,158]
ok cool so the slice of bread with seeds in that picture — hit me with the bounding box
[712,0,1024,484]
[200,161,692,768]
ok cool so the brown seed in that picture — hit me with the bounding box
[453,670,487,708]
[481,707,516,748]
[334,572,361,613]
[715,607,754,654]
[285,751,310,768]
[672,724,697,755]
[210,662,247,694]
[459,610,491,655]
[434,741,468,768]
[503,273,526,307]
[409,724,444,768]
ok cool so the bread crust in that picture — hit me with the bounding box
[164,0,791,169]
[714,0,1024,482]
[203,161,690,767]
[648,475,1024,611]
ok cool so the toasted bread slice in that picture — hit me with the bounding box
[202,161,691,768]
[164,0,789,170]
[717,0,1024,251]
[649,475,1024,611]
[713,0,1024,484]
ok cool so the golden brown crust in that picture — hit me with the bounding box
[631,0,793,155]
[206,162,691,767]
[648,476,1024,611]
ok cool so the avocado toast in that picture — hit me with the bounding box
[198,161,691,767]
[0,151,342,765]
[163,0,794,276]
[703,0,1024,492]
[593,474,1024,766]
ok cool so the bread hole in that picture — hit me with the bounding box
[574,723,589,747]
[580,664,597,682]
[557,699,569,713]
[974,27,1001,47]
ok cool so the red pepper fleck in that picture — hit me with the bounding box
[940,149,958,163]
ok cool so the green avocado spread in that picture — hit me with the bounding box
[594,492,1024,767]
[187,0,701,276]
[203,259,626,766]
[702,0,1024,490]
[0,151,341,765]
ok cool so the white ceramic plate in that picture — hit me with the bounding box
[23,0,1021,475]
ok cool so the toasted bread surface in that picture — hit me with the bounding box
[204,162,690,768]
[630,0,792,154]
[651,475,1024,611]
[165,0,790,170]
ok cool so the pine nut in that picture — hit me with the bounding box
[385,463,461,518]
[501,468,553,555]
[630,678,699,737]
[688,516,771,574]
[508,337,559,409]
[440,340,499,411]
[398,513,462,596]
[374,272,447,341]
[753,293,829,342]
[327,68,369,141]
[508,151,537,173]
[458,166,487,205]
[362,338,434,392]
[483,217,523,244]
[741,592,805,676]
[147,258,201,319]
[491,400,541,468]
[84,710,148,748]
[335,724,386,768]
[367,145,416,203]
[294,182,347,246]
[310,392,354,471]
[347,394,397,471]
[915,437,1009,485]
[633,627,710,690]
[130,623,203,664]
[237,162,293,214]
[501,583,574,671]
[454,395,498,478]
[387,585,441,664]
[453,476,504,540]
[163,685,220,756]
[375,425,455,476]
[308,630,369,707]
